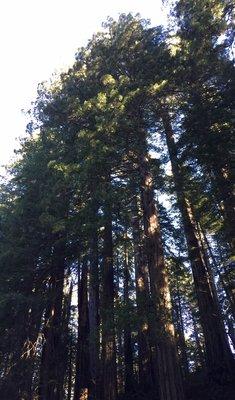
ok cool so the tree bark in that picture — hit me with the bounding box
[131,196,155,394]
[191,310,205,369]
[138,142,184,400]
[212,165,235,256]
[67,345,73,400]
[174,280,189,379]
[88,223,100,400]
[38,240,66,400]
[123,232,134,394]
[101,202,117,400]
[201,227,235,321]
[74,258,90,400]
[162,111,234,377]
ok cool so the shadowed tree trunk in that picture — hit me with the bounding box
[136,127,184,400]
[38,240,66,400]
[191,310,205,369]
[131,196,155,394]
[67,344,73,400]
[101,201,117,400]
[123,232,134,395]
[171,271,189,380]
[162,111,234,379]
[74,257,90,400]
[115,250,124,395]
[61,279,73,398]
[88,220,100,400]
[212,165,235,256]
[200,226,235,321]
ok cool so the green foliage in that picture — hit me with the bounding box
[0,5,234,399]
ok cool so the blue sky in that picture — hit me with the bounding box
[0,0,167,173]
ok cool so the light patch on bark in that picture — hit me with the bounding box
[79,388,88,400]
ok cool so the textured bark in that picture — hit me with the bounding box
[131,196,155,393]
[138,144,184,400]
[1,265,44,400]
[101,204,117,400]
[88,224,100,400]
[62,280,73,398]
[201,227,235,321]
[174,282,189,379]
[123,233,134,394]
[115,251,124,395]
[162,111,234,377]
[67,346,73,400]
[191,311,205,368]
[74,258,90,400]
[213,165,235,255]
[38,241,66,400]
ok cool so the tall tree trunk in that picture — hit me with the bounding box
[62,279,73,398]
[137,138,184,400]
[101,202,117,400]
[123,232,134,394]
[74,258,90,400]
[38,240,66,400]
[191,310,205,369]
[131,196,155,394]
[201,227,235,321]
[67,344,73,400]
[88,223,100,400]
[1,264,45,400]
[115,251,124,395]
[212,165,235,256]
[175,280,189,379]
[162,111,234,378]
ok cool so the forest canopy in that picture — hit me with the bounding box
[0,1,234,400]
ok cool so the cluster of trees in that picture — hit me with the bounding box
[0,1,234,399]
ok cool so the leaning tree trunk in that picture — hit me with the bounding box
[137,134,184,400]
[162,111,234,378]
[101,202,117,400]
